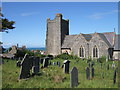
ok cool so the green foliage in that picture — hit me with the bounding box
[15,49,46,58]
[55,53,80,60]
[15,49,35,58]
[99,56,106,63]
[35,53,46,58]
[2,18,15,32]
[0,12,15,33]
[2,59,119,88]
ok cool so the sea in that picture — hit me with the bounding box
[27,47,46,51]
[5,47,46,51]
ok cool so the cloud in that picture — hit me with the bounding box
[88,10,118,20]
[20,12,39,16]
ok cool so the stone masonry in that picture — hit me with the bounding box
[46,13,120,60]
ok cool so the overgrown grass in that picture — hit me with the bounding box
[2,58,119,88]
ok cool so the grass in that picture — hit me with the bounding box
[2,58,119,88]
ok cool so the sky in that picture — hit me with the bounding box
[1,2,118,48]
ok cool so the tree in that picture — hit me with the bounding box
[0,8,15,33]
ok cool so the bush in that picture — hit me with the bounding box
[99,56,106,63]
[55,53,80,60]
[15,49,35,58]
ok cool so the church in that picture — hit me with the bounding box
[46,14,120,60]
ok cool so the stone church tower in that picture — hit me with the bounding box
[46,13,69,56]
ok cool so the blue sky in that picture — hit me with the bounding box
[1,2,118,48]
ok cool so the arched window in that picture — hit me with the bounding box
[93,45,98,58]
[80,46,84,57]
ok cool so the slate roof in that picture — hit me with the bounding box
[98,33,112,47]
[61,35,78,48]
[102,32,115,46]
[62,32,119,50]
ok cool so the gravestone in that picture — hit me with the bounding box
[43,57,49,68]
[40,58,44,64]
[16,60,21,67]
[86,67,90,80]
[107,64,109,70]
[91,61,94,67]
[112,63,115,69]
[58,62,61,67]
[32,66,39,75]
[61,65,64,68]
[70,67,78,88]
[63,60,70,74]
[91,67,94,78]
[106,57,108,62]
[32,57,40,75]
[19,54,33,79]
[56,61,59,65]
[113,69,117,84]
[53,62,56,65]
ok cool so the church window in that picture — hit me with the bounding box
[93,45,98,57]
[80,46,84,57]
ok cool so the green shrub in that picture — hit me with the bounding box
[55,53,80,60]
[15,49,35,58]
[99,56,106,63]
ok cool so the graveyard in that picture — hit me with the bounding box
[2,54,119,88]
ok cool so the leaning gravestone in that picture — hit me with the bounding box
[63,60,70,74]
[32,57,40,75]
[19,54,33,79]
[43,57,49,68]
[86,67,90,80]
[70,67,78,88]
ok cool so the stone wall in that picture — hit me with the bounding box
[66,33,110,59]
